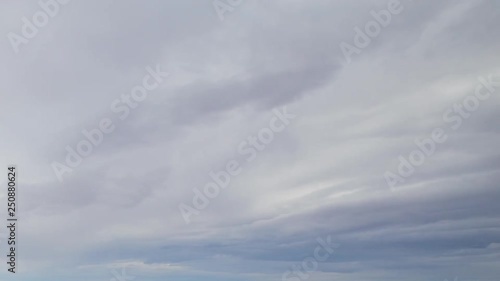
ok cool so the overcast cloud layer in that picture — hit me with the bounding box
[1,1,500,281]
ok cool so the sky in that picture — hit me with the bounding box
[0,0,500,281]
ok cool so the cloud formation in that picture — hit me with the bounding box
[0,0,499,281]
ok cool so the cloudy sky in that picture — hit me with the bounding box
[1,0,500,280]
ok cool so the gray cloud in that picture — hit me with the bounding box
[0,0,499,281]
